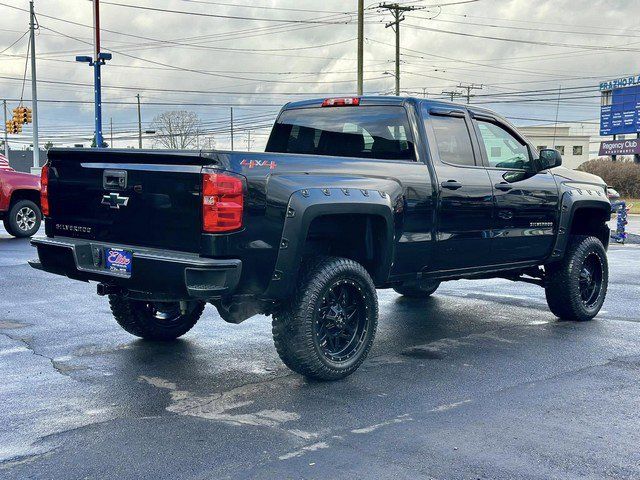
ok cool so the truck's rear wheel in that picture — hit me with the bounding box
[545,235,608,321]
[393,281,440,298]
[4,199,41,238]
[109,295,205,340]
[272,257,378,381]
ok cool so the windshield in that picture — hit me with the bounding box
[265,106,415,160]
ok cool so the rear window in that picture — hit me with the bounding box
[265,106,415,160]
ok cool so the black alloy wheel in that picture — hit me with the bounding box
[579,253,604,309]
[315,279,369,363]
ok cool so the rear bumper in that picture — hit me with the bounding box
[30,236,241,301]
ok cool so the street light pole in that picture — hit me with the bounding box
[230,107,234,151]
[76,0,111,149]
[29,0,39,167]
[92,0,103,147]
[136,94,142,149]
[357,0,364,96]
[3,100,8,159]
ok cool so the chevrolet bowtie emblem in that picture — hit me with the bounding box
[101,192,129,209]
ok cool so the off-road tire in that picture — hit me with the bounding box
[545,235,608,321]
[4,199,41,238]
[272,256,378,381]
[109,295,205,340]
[393,281,441,298]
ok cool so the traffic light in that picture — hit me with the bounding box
[11,120,22,134]
[17,107,27,124]
[5,120,12,133]
[10,106,32,125]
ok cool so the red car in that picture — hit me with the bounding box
[0,153,42,237]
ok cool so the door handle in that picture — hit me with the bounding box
[494,182,513,191]
[441,180,462,190]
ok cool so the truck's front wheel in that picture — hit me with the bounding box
[545,235,608,321]
[109,295,205,340]
[272,257,378,381]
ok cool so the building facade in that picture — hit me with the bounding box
[518,126,591,170]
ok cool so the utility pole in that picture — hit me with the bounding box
[357,0,364,96]
[136,94,142,149]
[246,130,251,151]
[76,0,111,149]
[457,83,483,104]
[3,100,8,159]
[442,90,463,102]
[110,117,113,147]
[380,3,419,96]
[230,107,234,151]
[29,1,39,168]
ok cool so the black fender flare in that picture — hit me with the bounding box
[262,187,395,300]
[550,188,611,260]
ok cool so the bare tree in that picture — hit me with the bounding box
[151,110,201,149]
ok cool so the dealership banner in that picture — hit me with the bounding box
[599,139,640,156]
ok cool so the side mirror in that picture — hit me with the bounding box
[538,148,562,170]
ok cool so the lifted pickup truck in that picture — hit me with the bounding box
[31,96,611,380]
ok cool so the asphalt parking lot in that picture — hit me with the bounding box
[1,226,640,479]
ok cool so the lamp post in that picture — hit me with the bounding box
[75,1,111,148]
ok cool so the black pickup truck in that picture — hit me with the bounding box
[31,96,611,380]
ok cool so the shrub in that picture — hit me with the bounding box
[578,158,640,198]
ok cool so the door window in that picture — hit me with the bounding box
[429,115,476,167]
[476,120,531,170]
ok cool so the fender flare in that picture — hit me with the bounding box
[550,188,611,260]
[262,187,395,300]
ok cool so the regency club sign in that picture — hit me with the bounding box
[599,139,640,156]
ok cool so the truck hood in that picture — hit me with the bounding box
[551,167,606,188]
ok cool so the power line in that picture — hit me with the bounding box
[0,74,375,94]
[0,30,29,55]
[175,0,351,15]
[412,14,640,38]
[402,22,640,52]
[97,1,357,25]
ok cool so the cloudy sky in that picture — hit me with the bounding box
[1,0,639,150]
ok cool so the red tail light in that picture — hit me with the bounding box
[202,171,244,233]
[322,97,360,107]
[40,164,50,216]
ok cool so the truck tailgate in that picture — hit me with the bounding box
[45,149,207,253]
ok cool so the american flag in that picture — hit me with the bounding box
[0,153,11,170]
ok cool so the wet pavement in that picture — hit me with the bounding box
[1,225,640,479]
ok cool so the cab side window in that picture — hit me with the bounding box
[476,120,531,170]
[429,115,476,167]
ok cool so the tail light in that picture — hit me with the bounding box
[40,164,50,216]
[202,170,244,233]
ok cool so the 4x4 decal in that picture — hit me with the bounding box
[241,159,277,170]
